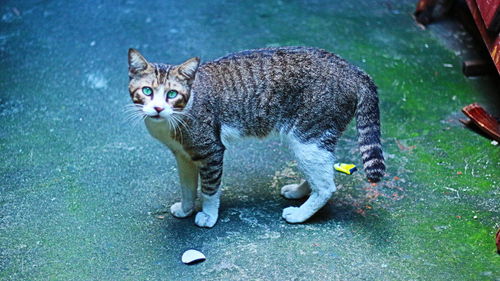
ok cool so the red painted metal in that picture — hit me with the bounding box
[466,0,500,75]
[462,103,500,141]
[496,228,500,254]
[476,0,500,30]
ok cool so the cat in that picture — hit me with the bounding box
[126,46,385,228]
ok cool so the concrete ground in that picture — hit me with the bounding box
[1,1,499,280]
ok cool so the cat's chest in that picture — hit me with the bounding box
[144,119,190,158]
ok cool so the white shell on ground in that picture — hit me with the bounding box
[181,249,206,264]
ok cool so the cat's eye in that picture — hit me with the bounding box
[142,87,153,96]
[167,90,178,99]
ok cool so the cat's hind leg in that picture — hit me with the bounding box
[281,180,311,199]
[170,154,198,218]
[282,137,336,223]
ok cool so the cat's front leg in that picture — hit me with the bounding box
[194,150,224,228]
[170,154,198,218]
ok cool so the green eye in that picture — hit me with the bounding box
[167,90,178,99]
[142,87,153,96]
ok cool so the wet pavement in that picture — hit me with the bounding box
[1,1,499,280]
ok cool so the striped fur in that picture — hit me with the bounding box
[128,47,385,227]
[355,78,385,182]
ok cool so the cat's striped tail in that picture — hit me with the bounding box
[356,79,385,182]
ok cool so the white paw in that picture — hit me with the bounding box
[170,202,193,218]
[281,183,309,199]
[195,211,218,228]
[282,206,309,223]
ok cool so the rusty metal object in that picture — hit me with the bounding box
[496,228,500,254]
[465,0,500,75]
[414,0,454,26]
[476,0,500,32]
[461,103,500,141]
[462,59,496,76]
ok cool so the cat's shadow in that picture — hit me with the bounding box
[158,186,396,257]
[287,197,396,249]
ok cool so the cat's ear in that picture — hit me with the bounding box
[128,48,151,76]
[177,57,200,80]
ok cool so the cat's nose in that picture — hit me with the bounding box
[154,106,164,113]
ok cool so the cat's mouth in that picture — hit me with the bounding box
[150,115,162,120]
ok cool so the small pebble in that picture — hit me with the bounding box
[181,249,206,265]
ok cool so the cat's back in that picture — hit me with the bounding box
[207,46,344,68]
[196,46,367,96]
[200,46,349,76]
[190,46,373,138]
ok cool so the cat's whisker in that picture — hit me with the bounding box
[171,115,185,144]
[127,117,142,128]
[123,108,141,116]
[172,118,180,141]
[124,103,143,107]
[123,109,142,116]
[165,116,176,139]
[123,113,138,123]
[139,115,148,126]
[124,111,143,121]
[172,113,190,131]
[177,120,188,143]
[171,114,181,127]
[172,115,186,130]
[123,104,143,112]
[122,105,148,128]
[123,106,144,119]
[174,111,195,122]
[171,118,179,141]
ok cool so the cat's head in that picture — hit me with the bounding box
[127,48,200,120]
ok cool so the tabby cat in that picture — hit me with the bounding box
[127,47,385,228]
